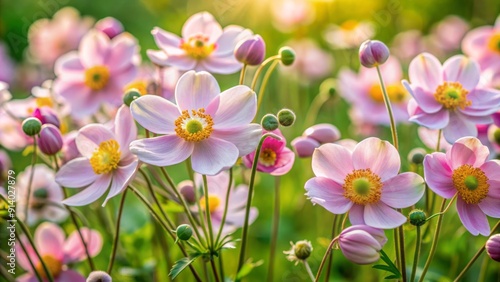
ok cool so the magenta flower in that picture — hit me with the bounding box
[404,53,500,143]
[424,137,500,236]
[129,71,262,175]
[55,106,138,206]
[53,30,139,118]
[243,129,295,176]
[16,222,102,282]
[147,12,251,74]
[305,137,425,229]
[338,225,387,264]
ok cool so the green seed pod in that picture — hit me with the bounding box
[279,47,296,66]
[277,109,296,127]
[22,117,42,137]
[261,114,279,131]
[176,224,193,241]
[123,89,142,107]
[408,209,427,227]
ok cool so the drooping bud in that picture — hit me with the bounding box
[95,17,124,39]
[176,224,193,241]
[408,148,427,165]
[359,40,390,68]
[261,114,279,131]
[178,180,196,204]
[86,270,112,282]
[284,240,313,264]
[304,124,341,144]
[338,225,387,265]
[408,209,427,227]
[38,124,64,155]
[486,234,500,262]
[277,109,295,127]
[234,35,266,66]
[22,117,42,136]
[279,46,296,66]
[123,89,142,107]
[291,136,320,158]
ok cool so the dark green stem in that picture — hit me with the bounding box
[410,226,422,282]
[107,189,128,273]
[266,176,281,282]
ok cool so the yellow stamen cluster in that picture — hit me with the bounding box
[124,80,148,95]
[89,139,121,174]
[259,148,277,167]
[180,35,215,59]
[36,255,63,279]
[200,194,221,213]
[340,20,359,31]
[84,65,110,91]
[434,81,471,110]
[369,84,407,104]
[35,97,54,108]
[175,108,213,142]
[343,169,382,205]
[452,164,489,204]
[488,32,500,54]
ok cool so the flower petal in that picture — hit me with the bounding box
[408,53,443,92]
[62,174,112,206]
[115,105,137,156]
[443,55,480,91]
[76,124,115,158]
[130,135,193,167]
[63,228,102,263]
[212,85,256,129]
[151,27,182,53]
[447,137,489,169]
[199,54,243,74]
[461,88,500,116]
[423,153,456,198]
[214,25,252,56]
[408,106,450,129]
[481,160,500,181]
[456,197,490,236]
[79,30,109,68]
[35,222,65,259]
[270,148,295,176]
[106,33,138,72]
[55,157,97,188]
[442,112,478,144]
[211,124,262,156]
[175,71,221,111]
[191,137,239,175]
[130,95,179,134]
[349,204,366,225]
[103,160,138,205]
[312,143,353,184]
[56,270,86,282]
[364,202,407,229]
[182,12,222,43]
[478,196,500,218]
[352,137,400,181]
[54,52,85,80]
[305,177,353,214]
[403,80,442,114]
[381,172,425,208]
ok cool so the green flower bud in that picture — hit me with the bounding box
[320,78,336,96]
[408,148,426,165]
[176,224,193,241]
[123,89,142,107]
[409,209,427,227]
[277,109,296,127]
[279,47,296,66]
[284,240,313,263]
[261,114,279,131]
[22,117,42,137]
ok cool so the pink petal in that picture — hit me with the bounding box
[175,71,221,111]
[63,228,103,263]
[151,27,182,54]
[191,137,239,175]
[115,105,137,156]
[106,33,138,72]
[35,222,65,259]
[443,55,480,91]
[403,80,442,113]
[423,153,456,198]
[381,172,425,208]
[16,274,38,282]
[456,197,490,236]
[312,143,353,184]
[130,135,194,166]
[305,177,353,214]
[478,196,500,218]
[17,236,39,271]
[79,30,109,68]
[214,26,252,56]
[130,95,179,134]
[211,124,262,156]
[364,202,407,229]
[57,270,86,282]
[462,27,493,58]
[163,53,197,70]
[461,88,500,116]
[270,148,295,176]
[408,53,443,92]
[199,54,243,74]
[481,160,500,181]
[56,157,97,188]
[76,124,115,158]
[103,160,138,205]
[146,49,169,66]
[212,85,256,129]
[352,137,400,181]
[447,137,489,169]
[54,52,85,80]
[442,111,478,143]
[62,174,112,206]
[409,107,450,129]
[182,12,222,43]
[349,204,366,225]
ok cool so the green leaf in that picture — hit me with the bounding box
[372,250,402,280]
[169,253,202,279]
[235,259,264,280]
[373,265,393,272]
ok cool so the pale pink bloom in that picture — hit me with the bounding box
[243,129,295,176]
[28,7,93,67]
[271,0,314,32]
[305,137,425,229]
[56,106,138,206]
[324,20,375,49]
[53,30,139,118]
[147,12,251,74]
[429,16,469,52]
[17,164,68,225]
[424,137,500,236]
[0,81,12,105]
[0,41,14,84]
[404,53,500,143]
[338,57,409,126]
[124,64,181,101]
[418,127,452,152]
[391,30,426,63]
[0,111,30,151]
[348,108,380,137]
[130,71,262,175]
[335,139,358,152]
[304,124,341,144]
[338,225,387,264]
[16,222,102,282]
[95,17,124,39]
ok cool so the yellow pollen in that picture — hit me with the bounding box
[259,148,277,167]
[84,65,110,91]
[124,81,148,95]
[36,255,63,279]
[200,194,221,213]
[434,81,471,110]
[180,35,215,59]
[369,84,407,104]
[487,32,500,54]
[452,164,489,204]
[343,169,382,205]
[35,97,54,108]
[89,139,121,174]
[340,20,359,31]
[175,108,213,142]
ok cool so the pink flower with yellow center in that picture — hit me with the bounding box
[55,106,138,206]
[53,30,139,118]
[404,53,500,143]
[424,137,500,236]
[129,71,262,175]
[16,222,102,282]
[147,12,251,74]
[305,137,425,229]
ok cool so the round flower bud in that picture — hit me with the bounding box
[338,225,387,265]
[279,47,296,66]
[33,108,60,128]
[22,117,42,136]
[178,180,196,204]
[261,114,279,131]
[408,148,427,165]
[86,270,112,282]
[359,40,390,68]
[408,209,427,227]
[95,17,124,39]
[291,136,320,158]
[304,124,341,144]
[284,240,313,263]
[38,124,64,155]
[176,224,193,241]
[486,234,500,262]
[234,35,266,66]
[319,78,336,96]
[277,109,295,127]
[123,89,141,107]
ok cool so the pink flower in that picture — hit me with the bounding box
[338,225,387,264]
[16,222,102,282]
[271,0,314,32]
[391,30,426,63]
[424,137,500,236]
[0,41,14,84]
[124,64,181,101]
[53,30,139,118]
[129,71,262,175]
[0,81,12,105]
[55,106,138,206]
[0,111,30,151]
[324,20,374,50]
[243,130,295,176]
[147,12,251,74]
[338,57,409,126]
[404,53,500,143]
[429,16,469,52]
[305,137,425,229]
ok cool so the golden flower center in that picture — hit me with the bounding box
[84,65,110,91]
[200,194,221,213]
[434,81,471,110]
[340,20,359,31]
[343,169,382,205]
[124,80,148,95]
[180,35,216,59]
[36,255,63,279]
[175,109,214,142]
[452,164,489,204]
[36,97,54,108]
[369,84,407,104]
[488,32,500,54]
[259,148,277,167]
[89,139,121,174]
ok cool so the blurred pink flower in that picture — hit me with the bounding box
[338,57,409,126]
[56,106,138,206]
[0,111,31,151]
[424,137,500,236]
[391,30,426,63]
[404,53,500,143]
[17,222,102,282]
[0,81,12,105]
[338,225,387,264]
[324,20,375,49]
[0,41,15,84]
[53,30,139,118]
[148,12,251,74]
[305,137,425,229]
[271,0,314,32]
[243,129,295,176]
[429,16,469,52]
[129,71,262,175]
[124,64,181,101]
[95,17,124,39]
[417,127,452,152]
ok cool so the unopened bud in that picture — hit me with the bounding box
[279,47,296,66]
[176,224,193,241]
[408,148,426,165]
[95,17,124,39]
[277,109,295,127]
[408,209,427,227]
[486,234,500,262]
[291,136,320,158]
[38,124,63,155]
[86,270,112,282]
[22,117,42,136]
[304,124,341,144]
[359,40,390,68]
[284,240,313,263]
[235,35,266,66]
[261,114,279,131]
[123,89,141,107]
[178,180,196,204]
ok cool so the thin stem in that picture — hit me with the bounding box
[219,251,225,281]
[305,89,331,127]
[202,174,215,250]
[303,261,316,282]
[266,176,281,282]
[107,189,128,273]
[256,60,280,115]
[436,129,442,152]
[186,159,210,246]
[214,168,233,247]
[16,230,43,281]
[478,255,489,282]
[410,226,422,282]
[250,55,280,91]
[324,215,339,282]
[375,65,399,150]
[239,64,247,85]
[398,219,407,282]
[315,237,338,281]
[25,137,37,223]
[394,228,401,275]
[425,194,457,222]
[210,259,221,282]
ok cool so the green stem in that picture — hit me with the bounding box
[398,219,407,282]
[239,64,247,85]
[202,175,215,250]
[324,215,339,282]
[477,255,489,282]
[210,259,221,282]
[305,89,331,127]
[394,228,401,275]
[410,226,422,282]
[375,65,398,150]
[315,237,339,281]
[107,189,128,273]
[219,251,225,281]
[25,137,37,223]
[250,55,280,91]
[256,60,280,116]
[304,260,316,282]
[16,230,43,281]
[266,176,281,282]
[214,168,233,247]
